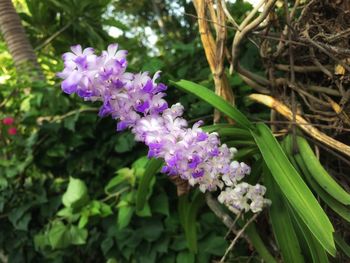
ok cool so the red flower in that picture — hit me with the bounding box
[2,117,14,126]
[7,127,17,135]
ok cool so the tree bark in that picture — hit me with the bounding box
[0,0,40,69]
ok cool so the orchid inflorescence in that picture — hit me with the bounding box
[57,44,270,214]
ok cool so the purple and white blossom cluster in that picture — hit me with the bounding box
[57,44,270,214]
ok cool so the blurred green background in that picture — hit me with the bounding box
[0,1,262,262]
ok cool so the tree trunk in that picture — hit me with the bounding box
[0,0,40,70]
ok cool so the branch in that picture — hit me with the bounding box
[248,93,350,157]
[220,213,259,263]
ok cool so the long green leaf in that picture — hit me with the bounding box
[283,136,350,223]
[171,80,253,130]
[246,158,263,185]
[232,147,259,161]
[294,153,350,223]
[335,233,350,258]
[172,79,336,255]
[264,166,305,263]
[252,124,335,255]
[244,222,278,263]
[297,136,350,205]
[290,206,329,263]
[225,140,256,147]
[216,128,253,140]
[135,158,163,212]
[186,193,205,253]
[202,124,237,133]
[178,193,205,253]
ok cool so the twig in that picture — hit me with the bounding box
[224,212,241,239]
[34,22,72,51]
[230,0,277,73]
[237,63,270,86]
[184,12,235,30]
[36,107,98,125]
[323,95,350,126]
[275,64,333,73]
[238,0,266,31]
[248,93,350,157]
[220,213,259,263]
[284,0,297,151]
[252,120,350,131]
[101,186,130,202]
[219,0,239,29]
[303,25,350,73]
[238,72,270,94]
[309,47,333,78]
[325,28,350,42]
[274,0,300,58]
[205,192,250,242]
[288,82,330,107]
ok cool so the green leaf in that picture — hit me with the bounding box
[48,222,70,249]
[103,18,128,30]
[135,158,163,212]
[171,79,252,130]
[117,205,134,229]
[150,192,169,216]
[101,237,114,256]
[63,112,79,131]
[201,124,235,133]
[233,146,259,161]
[225,139,256,147]
[252,123,335,256]
[142,58,165,72]
[211,128,253,140]
[69,225,88,245]
[244,222,278,263]
[297,136,350,205]
[34,233,49,251]
[290,207,329,263]
[199,235,228,256]
[78,214,89,229]
[138,219,164,242]
[135,202,152,217]
[246,157,263,185]
[114,132,135,153]
[176,251,195,263]
[178,193,205,253]
[105,168,134,194]
[106,258,118,263]
[335,233,350,258]
[62,177,89,209]
[283,136,350,223]
[8,204,32,231]
[265,166,305,263]
[57,207,74,217]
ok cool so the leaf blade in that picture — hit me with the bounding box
[252,124,335,255]
[171,80,252,130]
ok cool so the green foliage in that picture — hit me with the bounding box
[22,0,112,51]
[1,0,349,262]
[265,167,304,263]
[135,158,163,212]
[172,79,344,260]
[62,177,90,210]
[296,136,350,205]
[178,192,205,253]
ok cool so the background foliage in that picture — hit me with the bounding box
[1,0,350,262]
[0,1,242,262]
